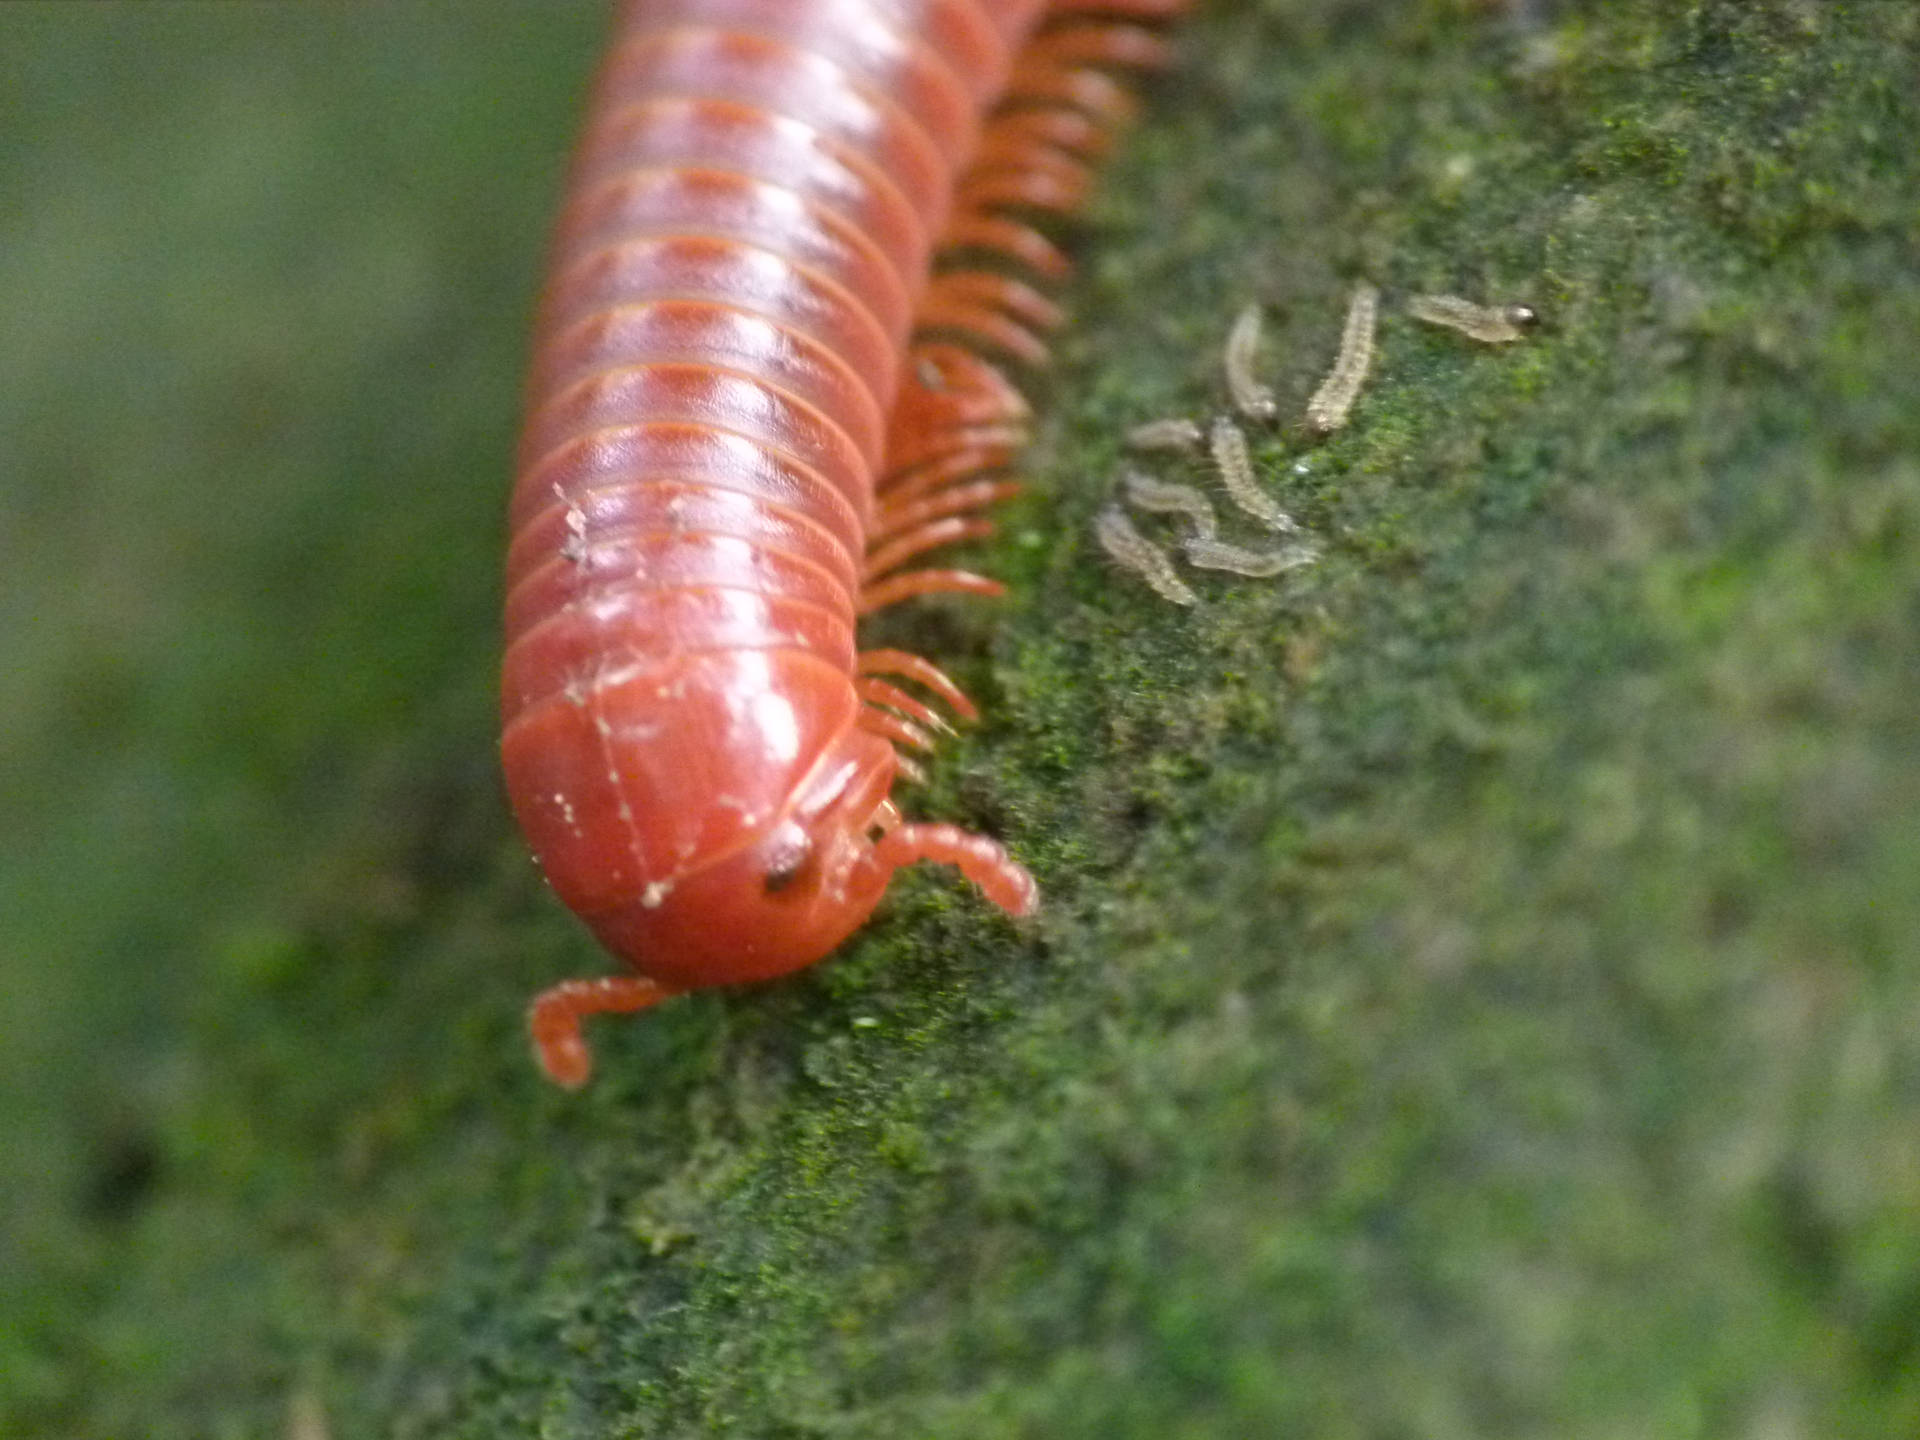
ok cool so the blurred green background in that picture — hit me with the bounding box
[3,2,1918,1436]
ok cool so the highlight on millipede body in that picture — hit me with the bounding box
[1305,282,1380,437]
[1094,504,1198,607]
[1223,304,1280,423]
[1407,293,1541,344]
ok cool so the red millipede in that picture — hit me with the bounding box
[502,0,1191,1087]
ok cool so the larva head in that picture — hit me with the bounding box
[503,650,904,989]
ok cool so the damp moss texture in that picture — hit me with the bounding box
[3,2,1918,1435]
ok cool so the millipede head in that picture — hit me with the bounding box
[576,712,908,991]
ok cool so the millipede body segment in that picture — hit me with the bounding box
[502,0,1190,1085]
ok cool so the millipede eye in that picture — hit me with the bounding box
[762,827,814,894]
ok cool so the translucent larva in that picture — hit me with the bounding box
[1208,415,1299,533]
[1120,467,1218,539]
[1223,303,1279,422]
[1094,504,1199,606]
[1125,416,1207,453]
[1182,535,1318,577]
[1407,293,1540,344]
[1305,282,1379,436]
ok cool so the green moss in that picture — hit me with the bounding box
[3,0,1919,1435]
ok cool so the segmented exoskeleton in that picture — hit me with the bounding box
[502,0,1191,1085]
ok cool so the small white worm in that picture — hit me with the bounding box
[1120,468,1218,540]
[1222,304,1279,422]
[1183,536,1319,578]
[1208,415,1298,534]
[1407,293,1540,344]
[1094,504,1198,606]
[1125,416,1206,453]
[1305,282,1379,436]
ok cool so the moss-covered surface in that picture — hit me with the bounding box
[4,1,1917,1435]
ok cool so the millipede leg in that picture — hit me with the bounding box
[1023,22,1175,72]
[857,677,956,734]
[916,287,1051,365]
[879,342,1030,485]
[874,478,1024,541]
[857,649,980,722]
[874,822,1039,917]
[878,442,1025,508]
[865,515,999,581]
[528,974,676,1090]
[984,105,1112,162]
[1003,55,1138,128]
[941,214,1073,279]
[958,143,1095,209]
[858,706,936,753]
[1046,0,1190,18]
[861,568,1006,613]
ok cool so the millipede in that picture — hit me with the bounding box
[1124,415,1205,454]
[1222,302,1278,423]
[1407,292,1540,344]
[1093,503,1198,607]
[501,0,1192,1086]
[1305,281,1378,437]
[1207,413,1297,534]
[1120,467,1219,540]
[1184,533,1317,578]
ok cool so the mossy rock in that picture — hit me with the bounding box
[2,3,1917,1436]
